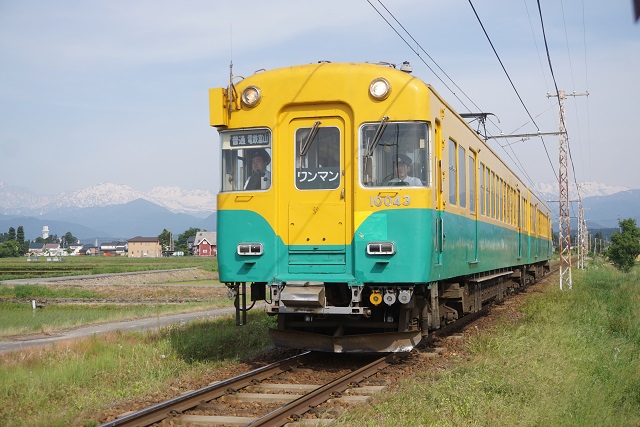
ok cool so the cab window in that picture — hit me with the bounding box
[360,122,429,187]
[219,128,272,192]
[295,126,341,190]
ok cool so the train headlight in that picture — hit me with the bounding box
[237,243,263,256]
[367,242,395,255]
[241,86,261,107]
[369,78,390,100]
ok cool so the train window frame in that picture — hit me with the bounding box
[218,128,272,193]
[458,144,466,208]
[448,139,457,205]
[359,121,430,188]
[479,162,485,215]
[294,126,342,191]
[469,153,476,213]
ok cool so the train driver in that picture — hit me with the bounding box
[389,154,422,186]
[244,148,271,190]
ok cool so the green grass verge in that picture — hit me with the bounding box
[334,261,640,427]
[0,311,276,427]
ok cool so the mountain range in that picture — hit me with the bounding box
[1,181,638,243]
[0,182,217,242]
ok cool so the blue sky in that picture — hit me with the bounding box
[1,0,638,195]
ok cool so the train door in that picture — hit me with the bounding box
[285,115,349,274]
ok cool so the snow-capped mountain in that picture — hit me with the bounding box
[0,182,217,216]
[534,181,628,202]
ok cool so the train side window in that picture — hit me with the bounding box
[479,163,485,215]
[469,154,476,213]
[219,128,272,192]
[448,139,457,205]
[360,122,429,187]
[485,167,491,217]
[490,171,496,218]
[295,126,341,190]
[458,145,466,208]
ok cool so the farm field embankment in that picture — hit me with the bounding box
[0,255,218,282]
[0,256,225,338]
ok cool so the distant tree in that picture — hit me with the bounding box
[8,227,16,241]
[16,226,27,255]
[175,227,201,253]
[0,240,22,258]
[158,229,173,252]
[62,231,78,247]
[44,234,59,244]
[16,226,25,244]
[606,218,640,273]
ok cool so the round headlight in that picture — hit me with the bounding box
[369,78,390,100]
[241,86,261,107]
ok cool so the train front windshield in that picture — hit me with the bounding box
[219,128,272,192]
[360,122,430,187]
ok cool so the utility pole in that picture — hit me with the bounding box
[547,90,588,290]
[577,196,586,269]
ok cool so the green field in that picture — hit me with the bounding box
[0,256,218,281]
[0,257,224,337]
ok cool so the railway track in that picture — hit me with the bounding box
[98,351,405,427]
[96,264,560,427]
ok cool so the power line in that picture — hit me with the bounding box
[466,0,558,189]
[368,0,564,202]
[365,0,473,112]
[468,0,539,131]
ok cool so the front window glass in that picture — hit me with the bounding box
[219,128,272,192]
[360,122,429,187]
[295,126,341,190]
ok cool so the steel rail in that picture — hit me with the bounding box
[246,352,406,427]
[97,351,312,427]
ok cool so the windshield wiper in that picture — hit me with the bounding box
[366,116,389,157]
[300,121,321,157]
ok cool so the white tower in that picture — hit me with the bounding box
[42,226,49,239]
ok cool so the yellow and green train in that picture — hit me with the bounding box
[209,61,552,353]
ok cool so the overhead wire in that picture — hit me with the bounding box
[466,0,559,191]
[535,0,580,187]
[368,0,542,191]
[369,0,587,204]
[365,0,474,112]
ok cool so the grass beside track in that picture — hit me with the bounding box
[0,311,276,427]
[334,261,640,427]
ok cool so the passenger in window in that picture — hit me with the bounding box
[389,154,422,186]
[244,148,271,190]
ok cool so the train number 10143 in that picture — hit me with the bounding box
[370,195,411,207]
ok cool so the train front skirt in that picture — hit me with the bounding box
[269,328,422,353]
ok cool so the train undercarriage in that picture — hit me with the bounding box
[227,261,550,353]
